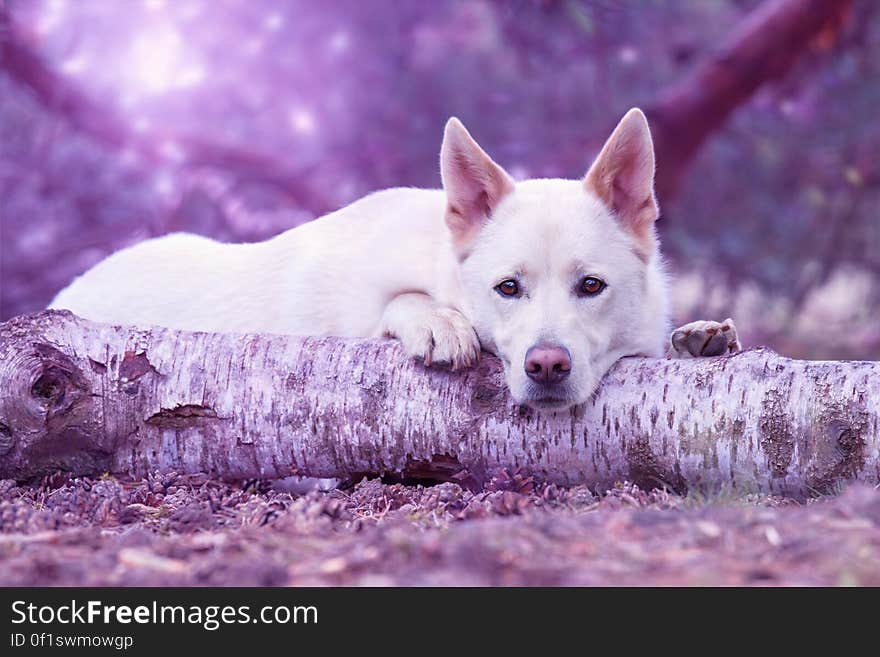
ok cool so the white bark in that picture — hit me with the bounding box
[1,311,878,497]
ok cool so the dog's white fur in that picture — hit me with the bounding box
[51,109,670,410]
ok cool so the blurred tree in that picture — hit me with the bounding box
[1,0,876,358]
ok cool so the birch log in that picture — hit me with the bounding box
[0,311,878,497]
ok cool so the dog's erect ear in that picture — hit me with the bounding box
[584,108,659,257]
[441,117,515,252]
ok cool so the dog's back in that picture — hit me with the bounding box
[50,187,454,335]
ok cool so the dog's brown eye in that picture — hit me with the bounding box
[496,279,519,297]
[580,276,606,296]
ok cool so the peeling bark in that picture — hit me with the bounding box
[1,311,878,497]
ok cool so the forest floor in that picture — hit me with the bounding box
[1,471,879,586]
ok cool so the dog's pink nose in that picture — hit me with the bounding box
[524,344,571,385]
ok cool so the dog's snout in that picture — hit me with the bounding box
[524,344,572,384]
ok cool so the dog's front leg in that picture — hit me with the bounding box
[667,318,742,358]
[378,292,481,370]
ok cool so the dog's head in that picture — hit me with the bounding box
[441,109,668,411]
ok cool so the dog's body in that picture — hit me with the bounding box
[52,110,738,410]
[52,188,460,337]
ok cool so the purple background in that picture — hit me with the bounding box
[1,0,878,358]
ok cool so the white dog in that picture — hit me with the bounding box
[51,109,739,410]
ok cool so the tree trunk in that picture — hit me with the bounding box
[1,311,877,498]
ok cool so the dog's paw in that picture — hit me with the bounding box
[394,307,481,370]
[667,318,741,359]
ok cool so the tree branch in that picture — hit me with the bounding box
[1,311,877,498]
[648,0,852,200]
[0,7,331,213]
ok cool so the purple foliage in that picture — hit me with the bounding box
[1,0,878,357]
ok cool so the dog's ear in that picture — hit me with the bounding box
[441,117,515,253]
[584,108,659,258]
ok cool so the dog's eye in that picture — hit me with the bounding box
[495,279,520,297]
[579,276,606,296]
